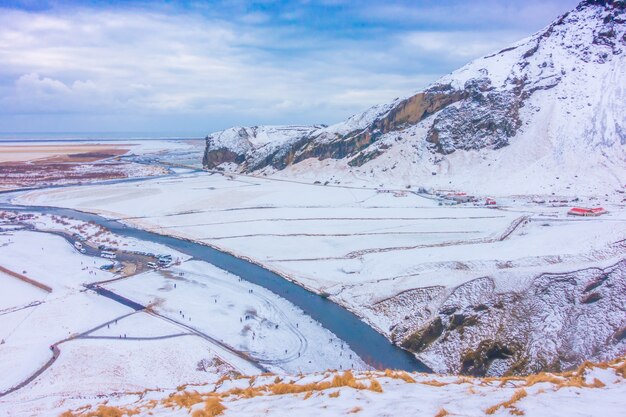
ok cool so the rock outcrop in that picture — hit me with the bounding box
[203,0,625,195]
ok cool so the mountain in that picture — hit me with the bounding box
[203,0,625,195]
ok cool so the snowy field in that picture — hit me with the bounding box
[105,260,367,374]
[17,171,625,307]
[15,170,626,377]
[0,211,366,416]
[4,357,625,417]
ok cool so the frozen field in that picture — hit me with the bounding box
[105,260,367,374]
[4,357,625,417]
[0,213,366,414]
[17,171,625,303]
[15,171,626,376]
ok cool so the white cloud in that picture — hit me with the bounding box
[0,2,574,134]
[400,31,526,61]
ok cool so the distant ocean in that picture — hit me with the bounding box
[0,132,204,142]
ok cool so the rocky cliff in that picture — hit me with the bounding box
[204,0,625,195]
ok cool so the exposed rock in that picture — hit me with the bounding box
[202,0,625,175]
[401,260,626,376]
[425,78,522,154]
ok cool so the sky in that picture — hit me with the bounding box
[0,0,580,138]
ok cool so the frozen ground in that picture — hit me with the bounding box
[5,356,625,417]
[15,171,626,376]
[106,260,366,374]
[4,210,191,264]
[0,207,366,417]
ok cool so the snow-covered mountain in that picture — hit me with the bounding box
[203,0,625,195]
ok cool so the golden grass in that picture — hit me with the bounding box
[434,409,449,417]
[226,386,264,399]
[163,391,204,408]
[383,369,416,383]
[191,398,226,417]
[58,356,626,417]
[485,388,527,415]
[269,382,320,395]
[523,373,564,387]
[369,379,383,393]
[61,405,140,417]
[214,375,231,388]
[590,378,606,388]
[332,371,361,388]
[421,379,448,387]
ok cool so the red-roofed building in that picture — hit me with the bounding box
[590,207,608,215]
[568,207,608,216]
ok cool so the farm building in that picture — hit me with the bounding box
[568,207,608,216]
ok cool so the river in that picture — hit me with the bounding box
[0,174,430,372]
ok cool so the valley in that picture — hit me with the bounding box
[0,1,624,416]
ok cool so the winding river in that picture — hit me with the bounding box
[1,174,430,372]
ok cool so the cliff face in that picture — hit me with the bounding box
[203,0,626,191]
[394,259,626,376]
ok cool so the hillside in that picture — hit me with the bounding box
[203,0,626,196]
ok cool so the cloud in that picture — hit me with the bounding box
[0,1,578,135]
[359,0,579,30]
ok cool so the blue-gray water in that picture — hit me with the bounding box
[2,199,430,372]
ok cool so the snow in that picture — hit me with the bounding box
[0,230,114,291]
[3,357,625,417]
[1,2,625,415]
[206,125,322,155]
[15,169,625,376]
[202,1,626,198]
[105,260,367,374]
[0,271,45,312]
[0,289,131,393]
[17,172,624,298]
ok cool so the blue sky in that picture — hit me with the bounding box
[0,0,579,137]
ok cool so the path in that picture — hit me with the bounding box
[0,265,52,293]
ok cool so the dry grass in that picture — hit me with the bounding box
[239,370,378,397]
[226,386,264,399]
[269,382,320,395]
[61,405,140,417]
[59,356,626,417]
[523,373,564,387]
[615,361,626,378]
[485,388,527,415]
[214,375,231,387]
[421,379,448,387]
[383,370,416,383]
[369,379,383,393]
[191,398,226,417]
[163,391,204,408]
[331,371,362,388]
